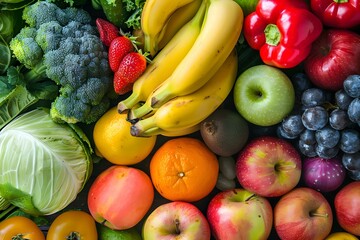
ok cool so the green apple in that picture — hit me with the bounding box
[97,224,142,240]
[233,65,295,126]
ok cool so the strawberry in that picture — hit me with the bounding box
[113,52,148,95]
[95,18,120,47]
[108,36,135,72]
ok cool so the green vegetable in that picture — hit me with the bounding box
[0,35,11,74]
[99,0,130,29]
[9,1,114,124]
[0,108,93,216]
[0,65,58,129]
[124,0,145,30]
[93,0,145,30]
[45,0,88,7]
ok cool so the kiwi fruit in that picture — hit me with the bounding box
[200,108,249,157]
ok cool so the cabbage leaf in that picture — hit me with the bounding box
[0,108,93,215]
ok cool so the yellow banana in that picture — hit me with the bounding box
[130,50,238,137]
[141,0,198,56]
[139,124,200,137]
[132,0,243,119]
[157,0,203,50]
[118,1,207,114]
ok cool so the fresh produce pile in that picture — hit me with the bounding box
[1,0,360,239]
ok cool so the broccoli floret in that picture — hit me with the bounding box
[9,27,43,69]
[62,8,92,24]
[22,1,68,28]
[35,21,63,52]
[9,1,114,124]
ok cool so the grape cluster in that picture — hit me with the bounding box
[277,74,360,180]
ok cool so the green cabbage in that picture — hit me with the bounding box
[0,108,93,216]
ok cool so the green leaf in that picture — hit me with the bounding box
[0,85,38,129]
[0,183,42,216]
[0,35,11,74]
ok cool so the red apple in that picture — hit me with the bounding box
[304,29,360,91]
[87,165,154,230]
[334,181,360,236]
[236,136,302,197]
[274,187,333,240]
[206,188,273,240]
[142,201,211,240]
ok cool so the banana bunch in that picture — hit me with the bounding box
[118,0,244,137]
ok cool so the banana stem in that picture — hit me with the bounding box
[128,101,155,120]
[131,116,158,136]
[118,93,142,113]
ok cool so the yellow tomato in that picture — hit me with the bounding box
[325,232,359,240]
[0,216,45,240]
[47,210,97,240]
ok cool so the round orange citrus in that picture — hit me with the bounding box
[150,137,219,202]
[93,107,157,165]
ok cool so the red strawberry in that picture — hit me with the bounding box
[108,36,135,72]
[96,18,120,47]
[113,52,148,95]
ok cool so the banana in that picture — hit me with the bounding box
[141,0,198,56]
[130,50,238,137]
[139,124,200,137]
[132,0,243,119]
[157,0,203,50]
[118,1,207,114]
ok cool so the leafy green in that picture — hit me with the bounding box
[0,65,58,129]
[124,0,145,30]
[0,36,10,74]
[0,108,93,216]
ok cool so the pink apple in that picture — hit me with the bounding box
[274,187,333,240]
[236,136,302,197]
[142,201,211,240]
[87,165,154,230]
[206,188,273,240]
[334,181,360,236]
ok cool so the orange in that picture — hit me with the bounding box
[150,137,219,202]
[93,107,157,165]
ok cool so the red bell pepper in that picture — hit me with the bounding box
[243,0,323,68]
[310,0,360,29]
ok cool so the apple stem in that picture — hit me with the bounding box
[174,218,181,234]
[245,194,256,202]
[310,212,328,218]
[275,163,296,172]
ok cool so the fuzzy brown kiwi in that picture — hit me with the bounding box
[200,108,249,157]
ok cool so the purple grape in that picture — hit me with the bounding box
[346,169,360,181]
[302,106,328,130]
[348,98,360,124]
[343,75,360,98]
[291,73,313,94]
[335,89,353,110]
[298,140,317,157]
[342,152,360,171]
[281,114,304,137]
[316,144,339,159]
[329,109,350,130]
[300,129,316,145]
[277,125,298,139]
[315,126,340,148]
[301,88,326,107]
[340,129,360,154]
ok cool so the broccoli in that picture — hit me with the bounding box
[9,1,114,124]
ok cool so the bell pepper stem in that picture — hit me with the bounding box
[264,24,281,46]
[333,0,348,3]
